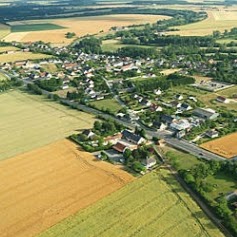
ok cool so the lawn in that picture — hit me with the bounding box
[11,23,66,32]
[90,98,122,113]
[0,90,96,160]
[164,147,201,170]
[38,168,224,237]
[0,51,52,62]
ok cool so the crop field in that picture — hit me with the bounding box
[0,23,10,39]
[200,132,237,159]
[4,14,170,45]
[173,9,237,36]
[0,45,19,52]
[90,98,122,113]
[39,168,224,237]
[11,23,65,32]
[0,51,51,63]
[0,139,134,237]
[0,90,96,160]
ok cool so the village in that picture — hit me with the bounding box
[0,39,236,174]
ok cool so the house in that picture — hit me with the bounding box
[170,119,191,131]
[226,190,237,201]
[104,133,122,145]
[170,101,181,108]
[180,103,192,111]
[82,129,95,139]
[150,104,162,112]
[152,121,167,131]
[205,130,219,138]
[113,142,128,153]
[161,114,175,125]
[154,89,162,95]
[193,108,219,120]
[122,130,145,145]
[216,96,229,104]
[175,94,183,100]
[142,157,156,169]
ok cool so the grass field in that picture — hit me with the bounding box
[0,51,51,63]
[0,72,9,81]
[90,98,122,113]
[4,14,170,45]
[173,10,237,36]
[102,39,157,52]
[200,132,237,159]
[0,139,134,237]
[39,168,224,237]
[0,90,96,160]
[11,23,65,32]
[164,146,201,170]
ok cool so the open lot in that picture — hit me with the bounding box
[0,139,134,237]
[39,168,224,237]
[0,90,95,160]
[90,98,122,113]
[200,132,237,159]
[173,9,237,36]
[4,14,170,45]
[0,51,51,63]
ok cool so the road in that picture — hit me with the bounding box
[22,77,226,162]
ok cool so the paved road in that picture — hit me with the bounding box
[23,78,226,162]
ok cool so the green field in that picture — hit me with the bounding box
[0,72,9,81]
[11,23,65,32]
[90,98,122,113]
[38,168,224,237]
[164,147,201,170]
[102,39,157,52]
[0,90,95,160]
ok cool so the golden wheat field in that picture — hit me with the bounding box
[0,139,134,237]
[4,14,170,45]
[200,132,237,159]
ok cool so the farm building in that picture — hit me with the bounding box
[193,108,219,120]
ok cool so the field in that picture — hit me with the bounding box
[0,90,96,160]
[0,139,134,237]
[173,9,237,36]
[0,72,9,81]
[0,51,51,63]
[4,14,170,45]
[39,168,224,237]
[0,23,10,39]
[200,132,237,159]
[102,39,157,52]
[11,23,65,32]
[0,46,19,52]
[90,98,122,113]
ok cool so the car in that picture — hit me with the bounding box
[199,152,203,156]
